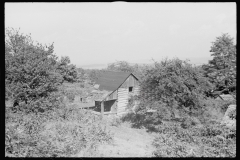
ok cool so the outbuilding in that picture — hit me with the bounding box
[94,71,140,116]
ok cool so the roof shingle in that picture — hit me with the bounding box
[96,71,132,91]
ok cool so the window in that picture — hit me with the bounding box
[129,87,133,92]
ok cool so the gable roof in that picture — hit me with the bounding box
[96,71,135,91]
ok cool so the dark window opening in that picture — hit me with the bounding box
[129,87,133,92]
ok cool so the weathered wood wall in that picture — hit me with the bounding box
[134,86,140,95]
[119,74,139,88]
[117,88,128,114]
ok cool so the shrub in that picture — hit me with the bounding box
[120,112,146,129]
[180,118,192,129]
[197,98,236,126]
[5,102,113,157]
[180,117,201,129]
[126,95,136,110]
[153,133,189,157]
[66,92,75,103]
[153,121,236,157]
[203,98,236,114]
[109,116,122,127]
[80,83,84,88]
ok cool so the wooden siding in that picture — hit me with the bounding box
[97,73,140,114]
[119,74,139,89]
[134,86,140,95]
[117,88,128,114]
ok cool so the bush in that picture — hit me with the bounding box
[66,92,75,103]
[197,98,236,125]
[110,117,122,127]
[5,102,113,157]
[153,133,189,157]
[120,112,146,129]
[153,121,236,157]
[180,118,192,129]
[180,117,201,129]
[203,98,236,114]
[80,83,84,88]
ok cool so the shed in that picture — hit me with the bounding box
[94,71,140,115]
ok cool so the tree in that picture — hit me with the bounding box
[5,28,63,110]
[106,60,150,79]
[76,67,86,83]
[56,56,78,83]
[87,69,100,84]
[202,33,236,97]
[137,58,212,118]
[106,61,134,73]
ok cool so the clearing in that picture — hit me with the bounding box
[78,121,157,157]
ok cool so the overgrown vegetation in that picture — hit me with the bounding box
[121,33,236,157]
[5,28,236,157]
[5,28,113,157]
[136,58,213,120]
[6,103,113,157]
[202,33,236,98]
[152,121,236,157]
[5,28,79,108]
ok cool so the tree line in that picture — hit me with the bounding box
[5,28,236,114]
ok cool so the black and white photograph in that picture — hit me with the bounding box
[5,2,236,157]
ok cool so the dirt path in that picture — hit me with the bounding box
[95,123,157,157]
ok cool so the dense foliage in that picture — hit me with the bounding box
[56,56,78,83]
[84,69,101,84]
[137,58,212,118]
[76,67,86,83]
[202,33,236,97]
[106,60,151,79]
[152,121,236,157]
[107,61,135,73]
[6,104,113,157]
[5,28,113,157]
[5,28,78,111]
[121,97,236,157]
[5,28,236,157]
[5,28,63,108]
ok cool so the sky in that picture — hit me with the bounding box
[5,2,236,69]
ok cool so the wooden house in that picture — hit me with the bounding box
[94,71,140,115]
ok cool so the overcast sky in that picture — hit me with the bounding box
[5,2,236,68]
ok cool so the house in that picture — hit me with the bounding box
[94,71,140,116]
